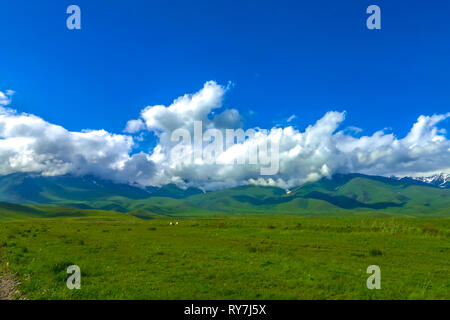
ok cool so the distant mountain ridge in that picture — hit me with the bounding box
[390,173,450,189]
[0,172,449,218]
[409,173,449,188]
[0,173,202,204]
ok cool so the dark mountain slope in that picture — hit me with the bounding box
[0,173,448,217]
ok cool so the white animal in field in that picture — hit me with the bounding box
[169,222,173,225]
[175,222,179,225]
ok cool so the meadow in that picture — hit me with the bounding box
[0,214,449,300]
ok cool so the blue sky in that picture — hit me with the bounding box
[1,0,449,136]
[0,1,449,188]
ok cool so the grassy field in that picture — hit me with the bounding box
[0,215,449,300]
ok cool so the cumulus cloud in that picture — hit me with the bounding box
[124,119,145,134]
[0,90,13,106]
[0,85,449,190]
[123,82,450,189]
[0,93,155,184]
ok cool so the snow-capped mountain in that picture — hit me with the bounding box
[410,173,450,188]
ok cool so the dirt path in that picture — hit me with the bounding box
[0,273,20,300]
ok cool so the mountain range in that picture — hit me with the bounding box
[409,173,450,188]
[0,172,448,219]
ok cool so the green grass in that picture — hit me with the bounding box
[0,202,129,220]
[1,215,449,299]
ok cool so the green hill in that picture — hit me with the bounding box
[0,173,152,203]
[287,174,449,216]
[0,202,43,219]
[0,173,448,218]
[182,174,449,216]
[0,202,127,220]
[0,173,201,204]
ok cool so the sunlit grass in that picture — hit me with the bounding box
[0,215,449,299]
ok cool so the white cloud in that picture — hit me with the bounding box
[137,82,239,133]
[0,103,155,184]
[0,90,13,106]
[123,82,450,189]
[287,114,296,123]
[344,126,363,134]
[0,85,449,190]
[124,119,145,133]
